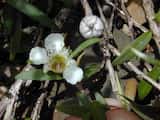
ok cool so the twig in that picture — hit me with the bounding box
[105,0,148,32]
[108,44,160,91]
[31,81,50,120]
[0,97,10,119]
[3,65,32,120]
[142,0,160,53]
[120,0,134,39]
[1,24,44,120]
[96,0,118,93]
[80,0,92,16]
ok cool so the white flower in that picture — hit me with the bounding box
[29,33,83,84]
[44,33,64,53]
[29,47,48,65]
[79,15,104,38]
[63,65,83,85]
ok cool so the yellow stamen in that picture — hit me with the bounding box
[50,54,66,73]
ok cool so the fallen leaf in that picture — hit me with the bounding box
[124,78,138,101]
[127,0,146,24]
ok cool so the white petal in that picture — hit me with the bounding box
[29,47,48,65]
[63,65,83,85]
[67,59,77,66]
[44,33,65,53]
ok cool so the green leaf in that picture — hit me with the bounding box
[57,93,107,120]
[89,101,106,120]
[154,11,160,23]
[112,32,152,65]
[84,63,101,79]
[56,98,90,118]
[77,92,91,106]
[3,8,14,34]
[131,48,160,65]
[7,0,54,28]
[60,0,74,8]
[95,92,106,105]
[70,38,101,58]
[15,69,62,80]
[9,13,22,61]
[138,66,160,100]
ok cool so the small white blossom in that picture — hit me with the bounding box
[79,15,104,38]
[29,47,48,65]
[63,65,83,85]
[44,33,64,53]
[29,33,83,85]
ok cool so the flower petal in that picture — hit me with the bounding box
[67,59,77,66]
[29,47,48,65]
[44,33,65,53]
[63,65,83,85]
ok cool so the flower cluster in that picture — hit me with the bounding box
[29,33,83,85]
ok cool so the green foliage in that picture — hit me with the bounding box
[131,48,160,65]
[131,48,160,100]
[3,10,13,34]
[77,92,91,106]
[124,96,158,120]
[70,38,101,58]
[57,98,89,117]
[7,0,53,28]
[112,32,152,65]
[60,0,74,7]
[56,93,107,120]
[89,101,106,120]
[154,10,160,23]
[15,69,62,80]
[84,63,101,79]
[9,15,22,61]
[138,66,160,100]
[95,92,106,105]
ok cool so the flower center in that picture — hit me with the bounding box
[50,54,66,73]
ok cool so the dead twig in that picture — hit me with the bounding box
[142,0,160,53]
[108,44,160,91]
[3,65,32,120]
[31,81,50,120]
[96,0,118,93]
[105,0,148,32]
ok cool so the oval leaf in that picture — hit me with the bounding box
[15,69,62,80]
[112,32,152,65]
[7,0,53,28]
[131,48,160,65]
[138,66,160,100]
[84,63,101,79]
[56,98,90,119]
[70,38,101,58]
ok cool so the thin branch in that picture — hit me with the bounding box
[108,44,160,91]
[120,0,134,39]
[3,65,32,120]
[105,0,148,32]
[80,0,93,16]
[96,0,118,93]
[142,0,160,53]
[31,81,49,120]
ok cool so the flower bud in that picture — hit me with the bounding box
[79,15,104,38]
